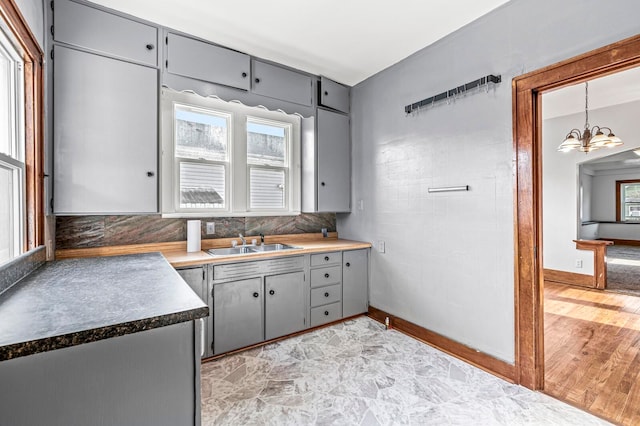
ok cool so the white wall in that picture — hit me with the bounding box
[543,100,640,275]
[591,168,640,221]
[14,0,44,48]
[338,0,640,363]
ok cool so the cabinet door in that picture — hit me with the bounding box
[343,249,369,317]
[176,267,210,358]
[213,277,263,354]
[252,60,312,106]
[317,108,350,212]
[264,272,305,341]
[53,46,158,214]
[54,0,158,66]
[319,76,349,113]
[167,33,250,90]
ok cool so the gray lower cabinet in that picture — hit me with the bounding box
[176,266,211,358]
[342,249,369,317]
[166,32,250,90]
[53,45,158,214]
[213,277,264,355]
[265,272,306,340]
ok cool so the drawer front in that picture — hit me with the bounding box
[213,256,304,280]
[310,265,341,288]
[310,302,342,327]
[310,251,341,267]
[310,283,341,307]
[54,0,158,66]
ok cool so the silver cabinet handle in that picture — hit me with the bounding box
[199,318,205,357]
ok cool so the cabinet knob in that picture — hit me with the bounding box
[324,256,329,261]
[241,72,247,78]
[269,289,275,295]
[324,91,328,96]
[324,292,329,297]
[146,171,155,177]
[321,182,326,186]
[146,44,154,50]
[324,273,329,278]
[346,262,350,267]
[252,292,259,298]
[324,310,329,316]
[255,78,260,83]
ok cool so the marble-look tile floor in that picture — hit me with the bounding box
[201,316,609,425]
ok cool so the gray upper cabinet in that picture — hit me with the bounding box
[317,109,351,212]
[53,46,158,214]
[166,33,250,90]
[252,60,312,106]
[53,0,158,67]
[213,277,264,354]
[264,272,305,340]
[342,249,369,317]
[319,76,350,113]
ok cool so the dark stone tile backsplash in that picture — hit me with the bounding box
[56,214,337,249]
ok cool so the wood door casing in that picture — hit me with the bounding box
[513,34,640,390]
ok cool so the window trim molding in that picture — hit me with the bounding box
[616,179,640,222]
[0,0,44,253]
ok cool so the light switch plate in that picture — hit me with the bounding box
[378,240,385,253]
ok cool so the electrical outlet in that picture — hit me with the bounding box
[358,199,364,211]
[206,222,215,235]
[378,240,385,253]
[575,259,583,268]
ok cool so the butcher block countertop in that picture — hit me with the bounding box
[55,233,372,269]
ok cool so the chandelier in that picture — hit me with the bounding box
[557,82,623,153]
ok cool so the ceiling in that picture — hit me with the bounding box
[543,67,640,120]
[89,0,511,86]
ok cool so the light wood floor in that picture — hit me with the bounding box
[544,282,640,425]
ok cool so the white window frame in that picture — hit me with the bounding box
[0,25,25,265]
[160,89,301,217]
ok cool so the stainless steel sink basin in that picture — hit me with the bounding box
[207,243,301,257]
[251,243,301,252]
[208,246,258,256]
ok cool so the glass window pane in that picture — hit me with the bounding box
[623,183,640,203]
[0,45,13,157]
[179,162,225,209]
[0,165,14,263]
[175,106,228,162]
[249,167,285,209]
[247,121,286,167]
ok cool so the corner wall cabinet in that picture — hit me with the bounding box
[53,46,158,214]
[319,76,350,113]
[302,109,351,213]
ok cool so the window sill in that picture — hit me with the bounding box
[161,211,301,218]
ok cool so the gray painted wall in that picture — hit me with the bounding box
[14,0,44,48]
[337,0,640,362]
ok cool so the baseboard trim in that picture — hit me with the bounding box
[367,306,516,383]
[543,268,595,288]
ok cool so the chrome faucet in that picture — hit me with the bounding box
[238,233,246,246]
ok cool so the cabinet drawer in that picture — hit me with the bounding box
[310,302,342,327]
[167,33,250,90]
[310,252,341,267]
[311,283,341,307]
[319,76,350,113]
[252,60,312,106]
[213,256,304,280]
[310,265,341,288]
[54,0,158,66]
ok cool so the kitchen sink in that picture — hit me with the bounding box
[207,243,301,257]
[251,243,301,252]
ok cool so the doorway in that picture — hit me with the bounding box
[512,34,640,391]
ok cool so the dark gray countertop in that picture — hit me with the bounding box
[0,252,208,361]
